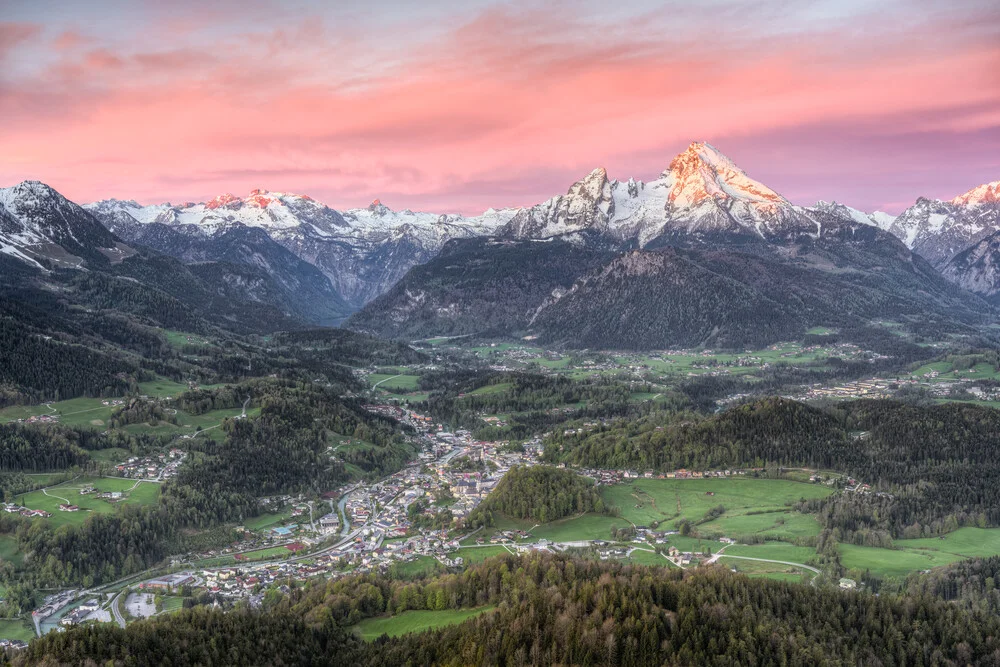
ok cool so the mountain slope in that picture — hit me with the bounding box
[536,221,986,348]
[349,213,990,348]
[88,193,517,306]
[0,181,321,333]
[89,212,351,324]
[345,237,615,339]
[884,181,1000,267]
[500,142,821,246]
[348,144,993,349]
[942,229,1000,302]
[0,180,135,269]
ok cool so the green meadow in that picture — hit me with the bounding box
[0,618,35,642]
[353,607,495,641]
[368,374,421,392]
[457,545,512,563]
[16,477,161,528]
[838,544,963,578]
[392,555,445,579]
[602,477,832,532]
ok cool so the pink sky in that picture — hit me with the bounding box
[1,0,998,214]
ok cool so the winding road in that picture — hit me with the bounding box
[372,374,403,390]
[716,554,821,575]
[110,591,126,628]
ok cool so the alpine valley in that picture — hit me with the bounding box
[7,143,1000,666]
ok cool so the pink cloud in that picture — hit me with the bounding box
[0,22,40,62]
[52,30,87,51]
[0,4,997,215]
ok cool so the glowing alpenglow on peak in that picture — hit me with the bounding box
[951,181,1000,207]
[499,142,814,243]
[663,142,785,207]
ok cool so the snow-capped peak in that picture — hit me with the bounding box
[204,189,315,210]
[0,180,124,270]
[367,199,391,216]
[0,180,64,211]
[951,180,1000,207]
[661,141,785,207]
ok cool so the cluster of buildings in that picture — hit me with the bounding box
[2,503,51,518]
[796,377,904,400]
[58,599,100,627]
[580,467,754,486]
[140,573,196,592]
[17,413,59,425]
[115,448,186,479]
[32,590,79,624]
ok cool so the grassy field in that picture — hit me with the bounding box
[0,618,34,642]
[626,548,671,567]
[896,527,1000,558]
[724,557,812,582]
[458,545,512,563]
[0,385,248,444]
[830,527,1000,578]
[120,406,259,442]
[0,534,23,567]
[369,374,421,392]
[16,477,161,528]
[839,544,963,577]
[662,534,726,554]
[244,506,298,532]
[393,555,444,578]
[159,596,185,613]
[530,513,633,542]
[723,543,819,564]
[603,478,832,534]
[0,396,117,427]
[353,606,495,641]
[699,511,824,541]
[912,361,1000,382]
[163,330,213,348]
[138,378,192,398]
[235,545,296,562]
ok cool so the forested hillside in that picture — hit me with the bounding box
[465,465,605,527]
[348,229,992,349]
[17,552,1000,666]
[545,398,1000,543]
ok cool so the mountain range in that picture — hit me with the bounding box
[347,144,998,347]
[2,142,998,348]
[86,191,515,308]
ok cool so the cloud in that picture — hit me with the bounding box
[0,1,997,214]
[0,22,40,62]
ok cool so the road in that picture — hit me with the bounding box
[409,334,478,344]
[371,374,403,389]
[110,591,126,628]
[716,554,821,574]
[40,487,71,504]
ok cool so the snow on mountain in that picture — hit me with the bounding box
[951,181,1000,207]
[882,181,1000,268]
[0,180,131,270]
[811,201,895,231]
[500,142,822,245]
[87,190,517,306]
[76,157,1000,308]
